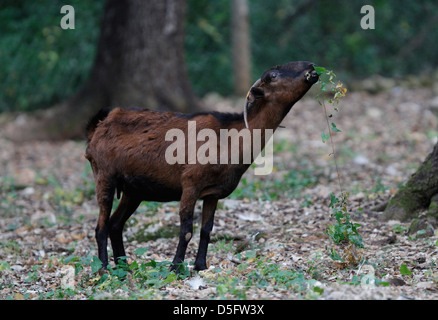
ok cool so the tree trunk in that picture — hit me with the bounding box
[382,141,438,221]
[231,0,251,96]
[4,0,201,141]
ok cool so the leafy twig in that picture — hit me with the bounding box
[313,66,363,267]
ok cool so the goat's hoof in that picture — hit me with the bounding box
[169,263,179,273]
[169,262,187,275]
[98,267,109,276]
[194,263,207,271]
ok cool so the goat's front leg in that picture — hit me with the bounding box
[194,197,218,271]
[170,190,197,273]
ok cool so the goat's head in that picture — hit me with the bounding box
[244,61,318,129]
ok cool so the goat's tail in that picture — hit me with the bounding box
[85,108,111,142]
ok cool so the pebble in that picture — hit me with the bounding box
[11,265,24,272]
[416,282,434,289]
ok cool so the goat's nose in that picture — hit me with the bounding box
[305,69,319,84]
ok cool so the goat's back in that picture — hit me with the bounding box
[86,108,242,201]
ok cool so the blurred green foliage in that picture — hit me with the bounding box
[0,0,104,112]
[1,0,437,112]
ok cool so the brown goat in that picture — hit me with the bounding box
[85,61,318,272]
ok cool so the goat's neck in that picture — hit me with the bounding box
[235,101,293,162]
[247,100,292,133]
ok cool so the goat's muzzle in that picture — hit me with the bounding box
[306,70,319,84]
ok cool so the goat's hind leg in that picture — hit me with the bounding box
[95,180,116,270]
[109,193,141,265]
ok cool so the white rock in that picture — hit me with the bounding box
[386,220,402,226]
[21,187,35,196]
[237,212,262,221]
[60,265,76,290]
[186,276,206,290]
[416,282,434,289]
[353,155,369,165]
[11,265,24,272]
[223,199,240,210]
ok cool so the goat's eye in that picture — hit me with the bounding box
[271,72,279,80]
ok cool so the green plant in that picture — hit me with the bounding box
[314,66,347,149]
[392,224,409,234]
[313,67,364,267]
[210,238,235,254]
[400,264,413,276]
[47,251,192,299]
[229,169,318,201]
[25,266,40,283]
[208,257,322,299]
[326,192,364,266]
[0,176,24,217]
[314,65,347,201]
[245,258,321,296]
[216,274,247,299]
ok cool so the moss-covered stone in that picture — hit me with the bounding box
[408,218,436,238]
[427,194,438,219]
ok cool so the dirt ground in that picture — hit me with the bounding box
[0,86,437,299]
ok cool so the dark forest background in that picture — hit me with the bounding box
[1,0,437,113]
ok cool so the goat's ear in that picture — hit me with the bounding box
[244,79,263,129]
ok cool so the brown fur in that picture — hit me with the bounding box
[85,61,318,271]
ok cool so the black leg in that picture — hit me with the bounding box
[95,224,109,269]
[109,194,141,265]
[170,190,197,273]
[194,197,218,271]
[95,180,115,270]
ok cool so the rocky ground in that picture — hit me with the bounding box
[0,85,437,300]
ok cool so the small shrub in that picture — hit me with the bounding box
[326,192,364,267]
[313,66,364,268]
